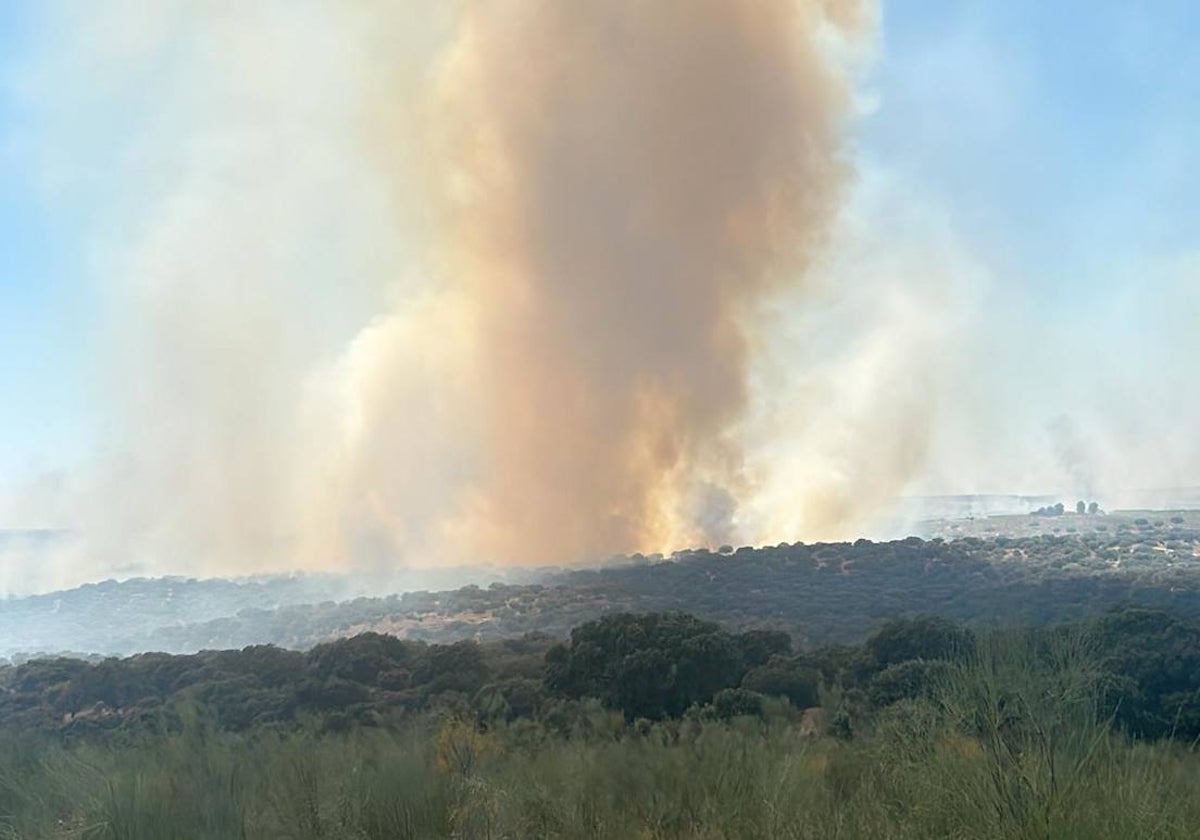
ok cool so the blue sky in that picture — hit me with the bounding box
[0,3,94,486]
[862,1,1199,281]
[1,0,1199,522]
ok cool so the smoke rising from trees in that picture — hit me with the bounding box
[7,1,1195,592]
[10,1,883,580]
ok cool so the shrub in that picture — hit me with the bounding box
[711,688,766,720]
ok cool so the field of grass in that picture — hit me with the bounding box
[4,632,1200,840]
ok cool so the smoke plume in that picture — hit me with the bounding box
[409,0,869,563]
[13,0,876,581]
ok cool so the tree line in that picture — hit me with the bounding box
[4,606,1200,743]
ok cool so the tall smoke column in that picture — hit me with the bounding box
[9,1,874,587]
[415,0,869,564]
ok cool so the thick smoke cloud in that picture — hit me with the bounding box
[410,0,869,563]
[14,0,874,579]
[10,0,971,587]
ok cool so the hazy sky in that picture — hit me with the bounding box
[1,0,1198,544]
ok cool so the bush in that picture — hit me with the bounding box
[865,616,974,669]
[711,688,766,720]
[867,660,953,707]
[741,662,819,708]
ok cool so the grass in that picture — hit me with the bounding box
[2,635,1200,839]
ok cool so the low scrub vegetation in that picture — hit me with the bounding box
[2,608,1200,836]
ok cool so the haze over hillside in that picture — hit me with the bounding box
[2,508,1197,660]
[4,489,1200,597]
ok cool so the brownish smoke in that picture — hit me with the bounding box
[411,0,866,564]
[10,2,873,586]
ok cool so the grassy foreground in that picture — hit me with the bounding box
[3,633,1200,840]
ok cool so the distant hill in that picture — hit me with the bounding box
[0,575,344,659]
[0,565,546,659]
[3,516,1199,659]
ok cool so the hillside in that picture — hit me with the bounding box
[165,522,1199,652]
[4,515,1199,658]
[0,565,545,660]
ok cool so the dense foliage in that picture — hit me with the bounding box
[544,613,791,720]
[0,632,556,736]
[5,606,1200,749]
[4,613,1200,838]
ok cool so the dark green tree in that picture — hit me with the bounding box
[865,616,973,670]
